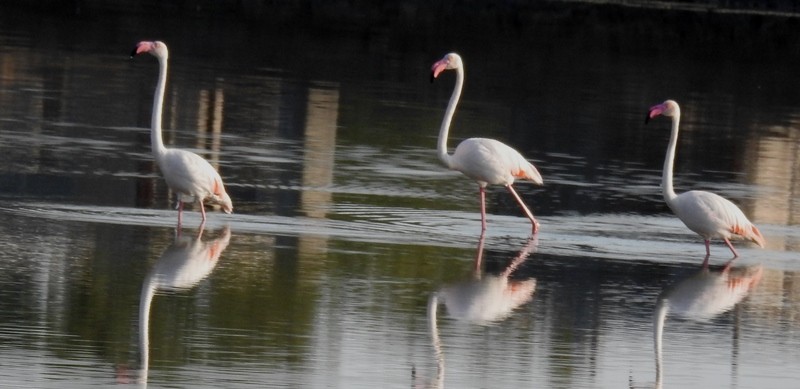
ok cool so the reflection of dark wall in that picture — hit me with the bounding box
[275,82,309,217]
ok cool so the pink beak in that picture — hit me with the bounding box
[645,103,665,124]
[430,59,449,81]
[130,41,154,58]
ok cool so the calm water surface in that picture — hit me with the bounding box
[0,5,799,389]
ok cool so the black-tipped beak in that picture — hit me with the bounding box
[644,113,651,125]
[130,47,138,59]
[430,72,435,84]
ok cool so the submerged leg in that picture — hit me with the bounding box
[473,232,486,272]
[177,201,184,228]
[506,184,539,234]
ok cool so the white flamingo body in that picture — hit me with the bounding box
[450,137,542,187]
[670,190,758,243]
[431,53,543,234]
[160,148,230,207]
[132,41,232,226]
[646,100,764,257]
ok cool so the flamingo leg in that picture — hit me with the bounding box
[473,232,486,273]
[701,253,710,269]
[479,186,488,232]
[199,201,207,228]
[506,184,539,234]
[177,201,184,228]
[724,238,739,258]
[704,239,711,257]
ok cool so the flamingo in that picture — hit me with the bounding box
[645,100,765,257]
[430,53,543,234]
[131,41,233,227]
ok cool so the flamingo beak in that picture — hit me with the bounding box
[430,59,449,83]
[645,104,665,124]
[130,42,152,58]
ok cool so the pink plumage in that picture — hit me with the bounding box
[431,53,543,234]
[646,99,765,257]
[132,41,233,226]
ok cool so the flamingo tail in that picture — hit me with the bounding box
[516,161,543,185]
[747,225,766,248]
[210,177,233,214]
[733,223,765,248]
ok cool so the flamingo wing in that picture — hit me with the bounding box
[672,190,764,246]
[451,138,543,186]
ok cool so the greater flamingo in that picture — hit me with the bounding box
[431,53,543,234]
[131,41,232,227]
[645,100,765,257]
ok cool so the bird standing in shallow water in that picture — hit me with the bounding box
[645,99,765,258]
[430,52,543,235]
[131,41,233,227]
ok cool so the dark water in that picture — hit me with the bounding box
[0,4,798,388]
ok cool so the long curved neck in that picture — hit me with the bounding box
[662,112,680,204]
[151,56,168,158]
[437,66,463,168]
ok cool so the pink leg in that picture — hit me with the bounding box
[506,184,539,234]
[479,186,487,232]
[177,201,184,228]
[199,201,207,228]
[704,239,711,257]
[724,238,739,258]
[701,253,710,269]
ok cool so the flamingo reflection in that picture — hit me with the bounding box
[421,235,538,388]
[652,259,762,388]
[137,226,232,385]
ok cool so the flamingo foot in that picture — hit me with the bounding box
[531,220,540,235]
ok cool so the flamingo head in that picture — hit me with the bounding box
[430,52,463,83]
[130,41,169,60]
[645,99,680,124]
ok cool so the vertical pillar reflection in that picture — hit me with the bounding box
[297,86,339,270]
[746,126,800,250]
[195,80,225,170]
[300,87,338,219]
